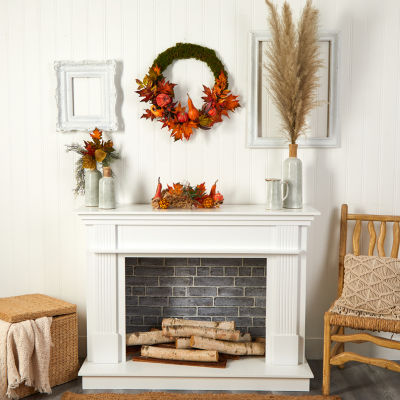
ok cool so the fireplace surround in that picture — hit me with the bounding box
[77,204,319,391]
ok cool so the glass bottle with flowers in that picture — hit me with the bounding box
[66,128,120,207]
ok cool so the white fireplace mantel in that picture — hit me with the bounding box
[77,204,320,391]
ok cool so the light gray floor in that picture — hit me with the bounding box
[29,360,400,400]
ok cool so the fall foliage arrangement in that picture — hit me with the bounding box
[264,0,322,144]
[66,128,120,195]
[136,43,240,141]
[152,179,224,209]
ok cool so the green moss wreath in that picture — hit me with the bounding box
[136,43,240,141]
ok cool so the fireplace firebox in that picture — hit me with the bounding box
[77,204,319,391]
[125,257,267,337]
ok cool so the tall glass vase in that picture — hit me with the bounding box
[84,168,101,207]
[282,143,302,209]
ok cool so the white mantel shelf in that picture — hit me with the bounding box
[77,204,320,392]
[77,204,319,216]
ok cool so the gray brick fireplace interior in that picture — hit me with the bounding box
[125,257,267,336]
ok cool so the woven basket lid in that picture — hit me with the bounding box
[0,294,76,323]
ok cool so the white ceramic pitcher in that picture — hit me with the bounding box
[265,178,289,210]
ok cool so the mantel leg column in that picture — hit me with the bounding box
[266,254,301,365]
[87,253,120,363]
[86,225,121,363]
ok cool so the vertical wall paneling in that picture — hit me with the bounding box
[184,0,206,185]
[153,0,174,186]
[1,0,400,358]
[9,0,28,294]
[25,0,44,293]
[0,0,12,292]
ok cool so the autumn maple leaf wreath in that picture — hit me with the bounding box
[136,43,240,141]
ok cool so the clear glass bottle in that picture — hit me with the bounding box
[84,168,101,207]
[282,143,302,209]
[99,166,116,209]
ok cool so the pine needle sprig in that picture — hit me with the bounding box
[264,0,323,144]
[65,143,85,156]
[66,144,87,196]
[102,151,121,167]
[74,158,86,196]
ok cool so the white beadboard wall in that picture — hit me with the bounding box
[1,0,400,359]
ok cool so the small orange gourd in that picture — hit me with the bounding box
[187,95,200,121]
[209,180,218,198]
[153,177,162,200]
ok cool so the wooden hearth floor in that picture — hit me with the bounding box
[27,361,400,400]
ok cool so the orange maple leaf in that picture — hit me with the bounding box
[167,116,198,141]
[141,108,157,120]
[174,102,187,115]
[182,121,199,140]
[196,182,206,195]
[90,128,102,140]
[153,65,161,75]
[167,183,184,195]
[171,129,183,141]
[157,78,176,95]
[165,117,177,129]
[213,71,227,93]
[221,93,240,112]
[218,71,227,84]
[202,85,217,104]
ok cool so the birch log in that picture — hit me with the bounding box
[175,337,192,349]
[238,333,252,342]
[141,345,219,362]
[163,325,241,341]
[190,336,265,356]
[126,330,174,346]
[162,318,235,330]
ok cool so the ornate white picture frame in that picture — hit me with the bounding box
[55,60,118,132]
[247,32,339,148]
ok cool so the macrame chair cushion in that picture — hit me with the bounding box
[330,254,400,326]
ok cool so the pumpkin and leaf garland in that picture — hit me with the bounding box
[136,43,240,141]
[152,178,224,209]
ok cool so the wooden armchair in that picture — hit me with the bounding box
[322,204,400,395]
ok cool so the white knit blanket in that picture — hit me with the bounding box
[0,317,52,400]
[0,320,10,400]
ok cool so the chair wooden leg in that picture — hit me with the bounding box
[322,314,332,396]
[337,326,345,369]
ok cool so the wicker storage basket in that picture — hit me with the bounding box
[0,294,79,398]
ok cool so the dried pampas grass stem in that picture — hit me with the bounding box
[265,0,323,144]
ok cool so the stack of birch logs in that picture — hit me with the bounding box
[126,318,265,363]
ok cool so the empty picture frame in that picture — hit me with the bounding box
[55,60,118,132]
[247,32,338,148]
